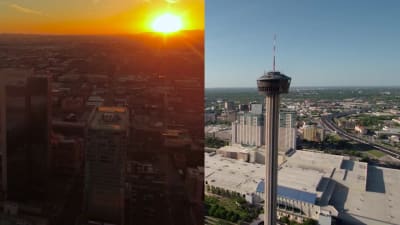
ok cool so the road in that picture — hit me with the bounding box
[320,112,400,159]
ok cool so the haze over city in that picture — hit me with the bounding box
[0,0,204,34]
[206,0,400,88]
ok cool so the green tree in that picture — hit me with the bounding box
[208,205,217,216]
[230,213,239,222]
[303,218,318,225]
[280,216,290,224]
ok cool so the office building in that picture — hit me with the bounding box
[231,113,264,146]
[279,110,296,154]
[1,76,51,201]
[303,125,324,142]
[51,134,84,176]
[85,106,129,224]
[238,104,249,112]
[224,101,234,111]
[250,103,263,115]
[231,110,296,152]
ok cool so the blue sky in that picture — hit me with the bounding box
[206,0,400,87]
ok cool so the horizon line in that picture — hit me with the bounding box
[0,29,204,36]
[205,85,400,89]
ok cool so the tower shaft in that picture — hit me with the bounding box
[264,93,280,225]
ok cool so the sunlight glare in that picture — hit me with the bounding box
[151,13,182,34]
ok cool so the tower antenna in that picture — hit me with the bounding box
[273,34,276,72]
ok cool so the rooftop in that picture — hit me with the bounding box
[205,150,400,224]
[88,106,129,131]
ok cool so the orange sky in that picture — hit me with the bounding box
[0,0,204,34]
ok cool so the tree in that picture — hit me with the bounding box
[208,205,217,216]
[302,219,318,225]
[215,207,226,219]
[280,216,290,224]
[360,155,370,163]
[230,213,239,222]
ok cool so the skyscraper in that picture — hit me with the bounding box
[278,110,296,154]
[231,113,264,146]
[1,75,51,201]
[232,109,296,151]
[85,106,129,224]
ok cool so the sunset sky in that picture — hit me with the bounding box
[0,0,203,34]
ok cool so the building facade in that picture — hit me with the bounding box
[278,110,297,154]
[231,113,264,146]
[1,76,51,201]
[231,109,297,151]
[85,106,129,224]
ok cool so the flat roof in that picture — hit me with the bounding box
[218,145,257,153]
[97,106,127,113]
[89,106,129,131]
[205,150,400,224]
[333,165,400,224]
[256,181,317,204]
[205,153,264,194]
[205,152,323,202]
[278,166,323,194]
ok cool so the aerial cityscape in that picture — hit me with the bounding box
[0,32,204,225]
[0,0,204,224]
[1,0,400,225]
[205,1,400,225]
[205,86,400,225]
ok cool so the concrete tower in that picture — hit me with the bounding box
[257,36,291,225]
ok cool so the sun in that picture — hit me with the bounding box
[151,13,183,34]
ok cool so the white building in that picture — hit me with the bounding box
[205,150,400,225]
[231,109,297,153]
[278,110,297,154]
[231,113,264,146]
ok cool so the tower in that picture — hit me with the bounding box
[257,36,291,225]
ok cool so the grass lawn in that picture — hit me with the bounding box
[368,149,386,158]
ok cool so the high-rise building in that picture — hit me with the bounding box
[238,104,249,112]
[1,76,51,201]
[231,109,296,152]
[84,106,129,224]
[250,103,263,114]
[231,113,264,146]
[0,83,5,198]
[51,134,84,176]
[303,125,320,142]
[303,125,316,141]
[224,101,234,111]
[278,110,296,154]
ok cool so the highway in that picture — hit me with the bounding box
[320,113,400,159]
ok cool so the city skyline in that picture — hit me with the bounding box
[206,0,400,88]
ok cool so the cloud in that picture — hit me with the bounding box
[9,3,42,15]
